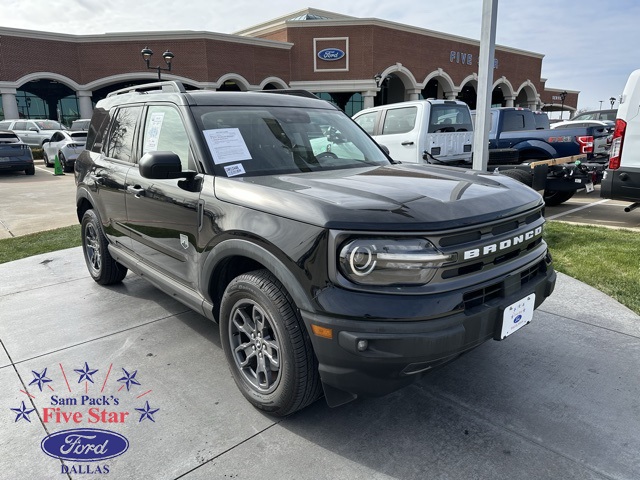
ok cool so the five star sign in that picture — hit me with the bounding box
[117,368,141,391]
[135,401,159,423]
[74,362,99,384]
[29,368,52,392]
[11,401,35,423]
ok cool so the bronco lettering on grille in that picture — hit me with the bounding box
[463,226,543,260]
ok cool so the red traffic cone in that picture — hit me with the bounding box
[53,153,65,176]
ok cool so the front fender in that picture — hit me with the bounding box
[200,238,315,312]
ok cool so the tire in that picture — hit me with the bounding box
[60,152,72,173]
[43,152,52,167]
[220,269,321,416]
[25,166,35,175]
[81,209,128,285]
[543,190,575,206]
[500,168,533,187]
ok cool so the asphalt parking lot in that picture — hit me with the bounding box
[1,163,640,479]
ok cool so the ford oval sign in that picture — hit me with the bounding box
[41,428,129,462]
[317,48,345,61]
[513,314,522,324]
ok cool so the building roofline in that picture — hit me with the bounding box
[0,26,293,49]
[236,9,544,59]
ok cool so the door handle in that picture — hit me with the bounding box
[401,141,414,146]
[127,185,146,198]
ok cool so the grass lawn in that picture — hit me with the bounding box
[545,221,640,315]
[0,225,81,264]
[0,221,638,315]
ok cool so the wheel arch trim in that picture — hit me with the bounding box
[201,239,314,313]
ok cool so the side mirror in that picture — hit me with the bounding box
[379,144,390,155]
[29,127,39,132]
[139,151,195,179]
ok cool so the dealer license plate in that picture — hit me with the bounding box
[498,294,535,340]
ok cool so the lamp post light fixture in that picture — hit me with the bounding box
[610,96,616,109]
[559,91,567,120]
[141,46,175,81]
[374,73,389,105]
[599,100,603,110]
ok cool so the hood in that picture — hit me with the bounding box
[214,164,543,231]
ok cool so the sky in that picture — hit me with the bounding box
[2,0,638,115]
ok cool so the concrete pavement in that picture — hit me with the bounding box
[1,247,639,479]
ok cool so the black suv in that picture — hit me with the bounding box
[75,81,556,416]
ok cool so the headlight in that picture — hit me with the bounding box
[338,238,455,286]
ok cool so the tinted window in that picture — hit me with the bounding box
[382,107,416,135]
[353,111,377,135]
[87,108,112,153]
[0,121,12,130]
[142,106,192,170]
[533,113,550,130]
[428,105,473,133]
[14,121,27,130]
[502,111,527,131]
[50,132,65,142]
[105,106,142,163]
[70,132,87,141]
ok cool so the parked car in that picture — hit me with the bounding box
[0,130,35,175]
[601,70,640,211]
[352,99,473,164]
[70,119,91,131]
[0,119,67,147]
[42,130,87,171]
[550,120,614,157]
[571,109,617,122]
[75,81,556,416]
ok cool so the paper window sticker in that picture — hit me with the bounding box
[144,112,165,152]
[224,163,246,177]
[203,128,252,165]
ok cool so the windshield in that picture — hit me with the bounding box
[194,106,390,177]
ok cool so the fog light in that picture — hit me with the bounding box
[357,339,368,352]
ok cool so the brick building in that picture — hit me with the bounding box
[0,8,578,124]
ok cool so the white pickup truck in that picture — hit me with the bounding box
[352,99,474,164]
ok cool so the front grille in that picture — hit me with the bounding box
[463,259,546,310]
[439,209,544,282]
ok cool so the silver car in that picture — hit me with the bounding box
[42,130,87,172]
[0,119,67,147]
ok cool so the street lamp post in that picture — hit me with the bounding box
[374,73,388,105]
[141,47,175,81]
[559,91,567,120]
[599,100,603,110]
[610,97,616,109]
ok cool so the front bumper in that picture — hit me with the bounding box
[301,255,556,404]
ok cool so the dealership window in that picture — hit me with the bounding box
[314,92,364,116]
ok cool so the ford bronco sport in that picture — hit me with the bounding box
[75,81,556,416]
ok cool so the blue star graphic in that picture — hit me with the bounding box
[74,362,99,384]
[117,368,141,391]
[29,368,52,392]
[135,401,159,423]
[10,401,36,423]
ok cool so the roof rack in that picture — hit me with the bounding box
[256,89,320,100]
[107,81,186,98]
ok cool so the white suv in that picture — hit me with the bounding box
[0,119,67,147]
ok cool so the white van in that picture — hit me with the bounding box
[601,69,640,210]
[352,99,473,164]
